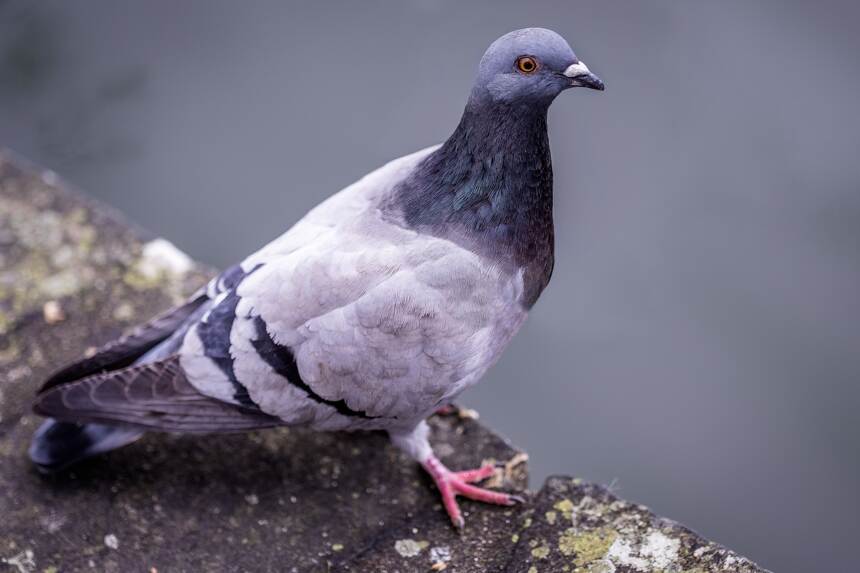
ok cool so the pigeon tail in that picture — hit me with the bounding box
[29,293,209,472]
[28,418,144,474]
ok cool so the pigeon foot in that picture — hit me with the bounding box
[433,404,457,416]
[421,455,523,529]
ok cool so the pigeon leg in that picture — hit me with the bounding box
[390,421,523,529]
[421,455,522,528]
[433,404,457,416]
[452,464,496,483]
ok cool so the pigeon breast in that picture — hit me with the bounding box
[179,147,529,432]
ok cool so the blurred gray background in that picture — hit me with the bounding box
[1,1,858,571]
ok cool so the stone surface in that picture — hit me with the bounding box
[0,149,770,573]
[507,477,768,573]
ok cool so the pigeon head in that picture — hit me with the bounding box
[469,28,604,108]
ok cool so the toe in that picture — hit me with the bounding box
[454,481,521,506]
[454,464,496,484]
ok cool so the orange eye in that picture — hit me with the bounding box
[516,56,538,74]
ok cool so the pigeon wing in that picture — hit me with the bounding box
[33,355,280,432]
[39,292,209,393]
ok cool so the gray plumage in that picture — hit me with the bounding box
[30,27,604,506]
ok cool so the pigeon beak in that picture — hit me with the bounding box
[564,61,605,91]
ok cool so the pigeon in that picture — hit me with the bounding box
[29,27,604,528]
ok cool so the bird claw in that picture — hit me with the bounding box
[421,456,523,529]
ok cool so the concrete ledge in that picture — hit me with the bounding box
[0,149,769,572]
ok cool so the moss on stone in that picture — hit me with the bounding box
[559,526,617,566]
[553,498,575,521]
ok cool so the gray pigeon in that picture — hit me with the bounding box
[30,27,604,528]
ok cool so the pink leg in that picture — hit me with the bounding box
[433,404,456,416]
[421,455,523,529]
[454,464,496,483]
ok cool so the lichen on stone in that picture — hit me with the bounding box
[640,530,681,569]
[523,516,533,528]
[394,538,428,558]
[0,548,36,573]
[0,175,199,341]
[428,545,451,564]
[559,526,617,566]
[553,498,575,521]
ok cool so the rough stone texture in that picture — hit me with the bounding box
[507,478,768,573]
[0,149,770,573]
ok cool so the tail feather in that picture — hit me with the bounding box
[29,293,278,471]
[28,419,143,473]
[29,355,279,472]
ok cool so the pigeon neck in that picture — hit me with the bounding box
[392,101,555,308]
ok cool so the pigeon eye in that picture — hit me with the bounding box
[516,56,538,74]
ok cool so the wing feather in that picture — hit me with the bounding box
[39,292,209,393]
[34,356,280,433]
